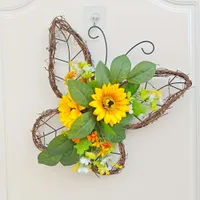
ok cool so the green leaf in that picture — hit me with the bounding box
[85,152,97,160]
[82,71,94,79]
[100,121,116,136]
[118,114,133,127]
[68,80,94,107]
[47,134,72,156]
[60,148,79,166]
[95,123,101,136]
[87,80,98,91]
[74,138,92,155]
[68,112,96,139]
[128,61,156,84]
[38,150,62,166]
[132,101,147,116]
[122,82,140,95]
[110,55,131,83]
[111,125,126,143]
[95,61,111,87]
[100,121,125,143]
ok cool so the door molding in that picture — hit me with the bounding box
[0,18,8,200]
[0,0,35,11]
[151,1,200,199]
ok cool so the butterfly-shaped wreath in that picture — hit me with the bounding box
[32,16,192,176]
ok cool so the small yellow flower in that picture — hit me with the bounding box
[69,61,76,71]
[98,167,111,176]
[85,152,97,160]
[114,164,123,169]
[152,90,162,99]
[98,141,113,157]
[140,88,147,101]
[92,141,101,148]
[65,71,76,80]
[89,83,130,126]
[78,61,90,69]
[58,93,85,129]
[72,162,80,172]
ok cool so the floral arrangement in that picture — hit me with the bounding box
[32,17,192,177]
[38,55,164,175]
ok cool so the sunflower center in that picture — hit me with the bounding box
[103,97,115,110]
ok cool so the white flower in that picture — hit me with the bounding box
[78,167,89,174]
[100,156,111,165]
[84,66,95,72]
[149,94,155,102]
[138,114,144,120]
[106,165,112,171]
[158,98,164,105]
[80,157,90,165]
[100,157,113,170]
[129,104,134,114]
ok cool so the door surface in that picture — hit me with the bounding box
[0,0,199,200]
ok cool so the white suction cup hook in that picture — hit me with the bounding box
[91,13,100,25]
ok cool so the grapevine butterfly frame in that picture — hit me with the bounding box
[32,16,192,176]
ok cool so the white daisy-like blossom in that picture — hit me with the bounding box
[149,94,156,102]
[158,98,164,105]
[80,157,90,165]
[128,104,134,114]
[84,66,95,72]
[100,156,111,165]
[100,157,113,170]
[106,165,112,171]
[138,114,144,120]
[78,167,89,174]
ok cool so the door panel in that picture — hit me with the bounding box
[0,0,199,200]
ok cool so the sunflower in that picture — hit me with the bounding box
[89,83,130,126]
[58,93,85,129]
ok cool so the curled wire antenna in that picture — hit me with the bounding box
[126,40,155,55]
[88,25,108,65]
[88,14,108,66]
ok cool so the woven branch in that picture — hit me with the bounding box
[32,109,126,175]
[48,16,92,98]
[32,16,192,175]
[127,69,192,129]
[32,109,59,151]
[91,142,126,176]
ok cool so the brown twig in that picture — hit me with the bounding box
[48,16,92,98]
[32,109,59,150]
[127,69,192,129]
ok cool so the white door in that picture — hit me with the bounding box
[0,0,199,200]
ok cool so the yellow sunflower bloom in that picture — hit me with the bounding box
[58,93,85,129]
[89,83,130,126]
